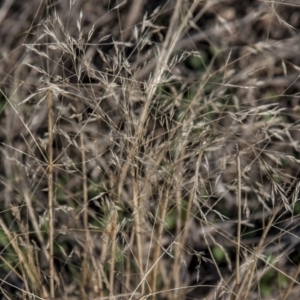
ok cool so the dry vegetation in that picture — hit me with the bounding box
[1,0,300,299]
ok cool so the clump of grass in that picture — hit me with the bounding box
[1,0,300,299]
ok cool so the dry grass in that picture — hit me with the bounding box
[1,0,300,299]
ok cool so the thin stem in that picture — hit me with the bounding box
[80,129,89,300]
[231,144,242,300]
[178,149,203,300]
[151,187,170,299]
[132,164,144,292]
[172,146,185,299]
[236,144,242,286]
[47,88,55,299]
[109,205,118,300]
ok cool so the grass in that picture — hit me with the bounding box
[0,0,300,299]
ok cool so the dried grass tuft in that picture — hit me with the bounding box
[0,0,300,299]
